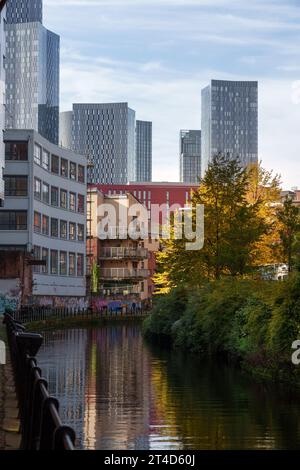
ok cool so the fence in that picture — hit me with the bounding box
[4,313,76,450]
[12,304,150,324]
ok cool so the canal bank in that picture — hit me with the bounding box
[0,322,21,450]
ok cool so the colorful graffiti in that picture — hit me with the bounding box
[0,279,21,314]
[33,296,89,309]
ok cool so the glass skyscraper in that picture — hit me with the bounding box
[5,0,60,145]
[60,103,136,184]
[179,130,201,183]
[0,1,6,206]
[136,120,152,182]
[201,80,258,177]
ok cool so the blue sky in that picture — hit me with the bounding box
[44,0,300,187]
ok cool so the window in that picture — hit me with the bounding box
[60,190,68,209]
[51,218,58,238]
[69,253,76,276]
[34,144,42,165]
[78,165,85,183]
[4,176,27,196]
[69,192,76,211]
[42,215,49,236]
[34,212,41,233]
[70,162,77,180]
[42,149,50,171]
[78,194,85,214]
[61,158,68,177]
[78,224,84,242]
[33,246,41,274]
[50,250,58,275]
[0,211,27,230]
[60,220,67,239]
[51,186,59,207]
[5,142,28,161]
[34,178,41,200]
[41,248,49,274]
[69,222,76,240]
[77,254,84,276]
[51,154,59,174]
[42,183,49,204]
[60,251,67,276]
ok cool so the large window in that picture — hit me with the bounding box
[69,192,76,211]
[51,186,59,207]
[34,144,42,165]
[42,215,49,236]
[33,246,41,274]
[4,176,27,196]
[69,253,76,276]
[41,248,49,274]
[78,165,85,183]
[78,224,84,242]
[42,183,50,204]
[60,252,67,276]
[60,190,68,209]
[42,149,50,171]
[60,220,67,239]
[0,211,27,230]
[51,218,58,238]
[70,162,77,180]
[61,158,68,177]
[78,194,85,214]
[50,250,58,275]
[5,142,28,161]
[51,154,59,174]
[77,254,84,277]
[34,212,41,233]
[34,178,41,200]
[69,222,76,241]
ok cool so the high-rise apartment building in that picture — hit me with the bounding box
[6,0,42,23]
[179,130,201,183]
[60,103,136,184]
[201,80,258,177]
[136,120,152,182]
[0,1,6,207]
[5,0,60,144]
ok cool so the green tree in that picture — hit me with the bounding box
[277,198,300,272]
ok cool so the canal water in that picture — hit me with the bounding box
[37,323,300,450]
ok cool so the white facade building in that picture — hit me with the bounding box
[0,129,87,303]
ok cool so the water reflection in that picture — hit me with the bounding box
[37,324,300,450]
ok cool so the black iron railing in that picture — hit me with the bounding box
[3,313,76,450]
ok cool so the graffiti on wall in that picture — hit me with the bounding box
[33,296,89,309]
[0,279,21,314]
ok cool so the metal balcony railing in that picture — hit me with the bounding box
[100,268,150,280]
[99,247,148,260]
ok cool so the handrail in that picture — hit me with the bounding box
[3,313,76,450]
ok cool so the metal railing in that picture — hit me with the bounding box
[99,247,148,259]
[3,313,76,450]
[100,268,150,280]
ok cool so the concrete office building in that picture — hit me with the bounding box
[0,130,87,308]
[5,0,60,144]
[0,1,7,207]
[179,130,201,184]
[136,120,152,182]
[60,103,136,184]
[201,80,258,177]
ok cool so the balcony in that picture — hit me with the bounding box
[100,268,150,281]
[99,285,141,299]
[99,247,148,260]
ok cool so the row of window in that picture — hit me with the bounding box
[33,246,84,277]
[34,178,85,213]
[33,211,85,242]
[0,211,27,230]
[5,141,86,184]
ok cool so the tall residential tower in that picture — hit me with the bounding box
[179,130,201,184]
[136,120,152,182]
[0,1,6,207]
[201,80,258,177]
[60,103,136,184]
[5,0,60,144]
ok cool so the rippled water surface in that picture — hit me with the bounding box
[37,323,300,450]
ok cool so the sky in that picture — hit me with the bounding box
[44,0,300,188]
